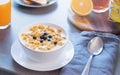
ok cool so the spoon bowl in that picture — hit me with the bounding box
[88,37,103,55]
[81,37,103,75]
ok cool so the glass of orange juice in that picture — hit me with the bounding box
[0,0,11,29]
[92,0,111,13]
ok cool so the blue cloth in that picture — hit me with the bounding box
[60,31,120,75]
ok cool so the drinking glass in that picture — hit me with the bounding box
[92,0,111,13]
[0,0,11,29]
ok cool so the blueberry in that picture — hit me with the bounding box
[48,39,51,41]
[40,40,43,43]
[43,36,47,40]
[48,35,52,38]
[33,36,36,39]
[43,32,47,35]
[54,42,57,45]
[40,35,44,39]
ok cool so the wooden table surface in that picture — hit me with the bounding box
[68,9,120,34]
[0,0,120,75]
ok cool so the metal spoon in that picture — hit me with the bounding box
[81,37,103,75]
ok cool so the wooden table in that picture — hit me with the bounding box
[0,0,120,75]
[68,9,120,34]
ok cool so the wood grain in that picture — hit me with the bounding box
[68,9,120,34]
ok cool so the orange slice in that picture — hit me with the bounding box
[71,0,93,16]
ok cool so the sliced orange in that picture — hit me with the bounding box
[71,0,93,16]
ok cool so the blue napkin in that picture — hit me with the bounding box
[60,31,120,75]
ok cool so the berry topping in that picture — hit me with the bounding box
[40,35,44,39]
[54,42,57,45]
[48,35,52,38]
[48,39,51,41]
[33,36,36,39]
[43,32,47,35]
[43,36,47,40]
[40,34,47,40]
[40,40,43,43]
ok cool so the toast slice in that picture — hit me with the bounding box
[30,0,49,5]
[23,0,32,5]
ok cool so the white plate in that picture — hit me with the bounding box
[11,40,74,71]
[15,0,57,8]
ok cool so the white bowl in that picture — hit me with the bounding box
[18,23,68,62]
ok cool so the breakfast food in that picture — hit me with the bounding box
[71,0,93,16]
[23,0,49,5]
[21,25,66,51]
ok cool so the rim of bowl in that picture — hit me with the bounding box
[18,22,68,53]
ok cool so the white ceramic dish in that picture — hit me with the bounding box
[11,40,74,71]
[18,23,68,62]
[15,0,57,7]
[18,23,68,52]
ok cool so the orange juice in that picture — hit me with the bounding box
[0,0,11,29]
[92,0,110,13]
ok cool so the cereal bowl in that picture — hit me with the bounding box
[18,23,68,62]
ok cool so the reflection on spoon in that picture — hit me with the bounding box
[81,37,103,75]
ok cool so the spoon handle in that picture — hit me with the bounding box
[81,55,93,75]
